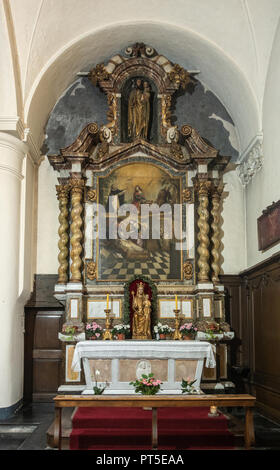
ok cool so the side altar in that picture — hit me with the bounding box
[47,43,235,394]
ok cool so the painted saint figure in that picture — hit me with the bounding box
[106,184,126,213]
[128,79,151,140]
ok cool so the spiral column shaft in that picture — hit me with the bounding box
[211,183,224,284]
[56,184,69,283]
[69,178,85,283]
[195,179,211,282]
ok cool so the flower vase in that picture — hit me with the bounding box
[117,333,125,340]
[183,335,193,340]
[90,336,97,340]
[159,334,166,340]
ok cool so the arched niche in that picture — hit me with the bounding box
[121,76,158,144]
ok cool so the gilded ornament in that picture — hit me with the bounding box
[125,43,157,58]
[194,179,211,197]
[86,261,97,281]
[170,142,185,161]
[89,64,110,86]
[106,93,118,135]
[168,64,192,90]
[87,189,97,202]
[183,261,193,280]
[182,188,193,203]
[69,178,85,193]
[96,142,109,160]
[161,94,172,137]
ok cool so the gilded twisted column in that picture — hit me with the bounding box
[211,182,224,284]
[195,179,211,282]
[56,184,70,283]
[69,178,85,283]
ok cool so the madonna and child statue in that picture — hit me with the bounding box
[127,79,151,141]
[131,282,152,340]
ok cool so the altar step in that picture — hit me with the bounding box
[71,407,229,430]
[70,407,236,450]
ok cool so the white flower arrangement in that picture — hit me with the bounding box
[153,323,174,335]
[112,323,130,336]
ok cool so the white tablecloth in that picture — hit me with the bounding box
[71,340,216,372]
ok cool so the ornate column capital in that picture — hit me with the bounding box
[193,177,212,197]
[210,180,224,199]
[56,183,70,200]
[69,177,85,192]
[237,134,263,186]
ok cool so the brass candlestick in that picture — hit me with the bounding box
[103,309,113,340]
[173,309,182,340]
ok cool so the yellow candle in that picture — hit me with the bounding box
[175,295,178,310]
[106,294,109,310]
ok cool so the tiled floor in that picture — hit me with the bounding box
[0,402,279,450]
[0,403,55,450]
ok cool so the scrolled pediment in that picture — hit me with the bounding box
[89,42,194,95]
[48,120,224,172]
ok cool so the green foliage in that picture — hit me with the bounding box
[93,385,107,395]
[205,328,222,340]
[181,378,197,394]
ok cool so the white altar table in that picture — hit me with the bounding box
[71,340,215,395]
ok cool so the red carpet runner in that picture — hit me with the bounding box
[70,407,236,450]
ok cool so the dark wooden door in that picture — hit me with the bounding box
[24,307,64,402]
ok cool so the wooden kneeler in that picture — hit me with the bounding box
[53,393,256,450]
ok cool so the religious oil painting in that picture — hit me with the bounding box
[258,200,280,251]
[96,162,183,280]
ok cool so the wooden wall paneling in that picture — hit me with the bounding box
[24,306,64,403]
[240,254,280,422]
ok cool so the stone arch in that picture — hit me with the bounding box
[24,21,260,155]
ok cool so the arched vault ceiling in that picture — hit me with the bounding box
[7,0,280,151]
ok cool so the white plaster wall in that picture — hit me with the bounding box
[246,18,280,268]
[0,1,18,117]
[222,170,246,274]
[36,157,59,274]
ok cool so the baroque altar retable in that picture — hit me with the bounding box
[47,43,235,394]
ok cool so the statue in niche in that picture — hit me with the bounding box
[132,282,152,340]
[128,79,151,140]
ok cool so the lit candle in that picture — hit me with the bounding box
[106,294,109,310]
[175,295,178,310]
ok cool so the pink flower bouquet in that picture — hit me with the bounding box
[179,322,198,339]
[129,373,162,395]
[86,321,103,340]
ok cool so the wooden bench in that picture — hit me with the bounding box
[53,394,256,450]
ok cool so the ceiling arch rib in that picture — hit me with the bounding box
[24,21,261,155]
